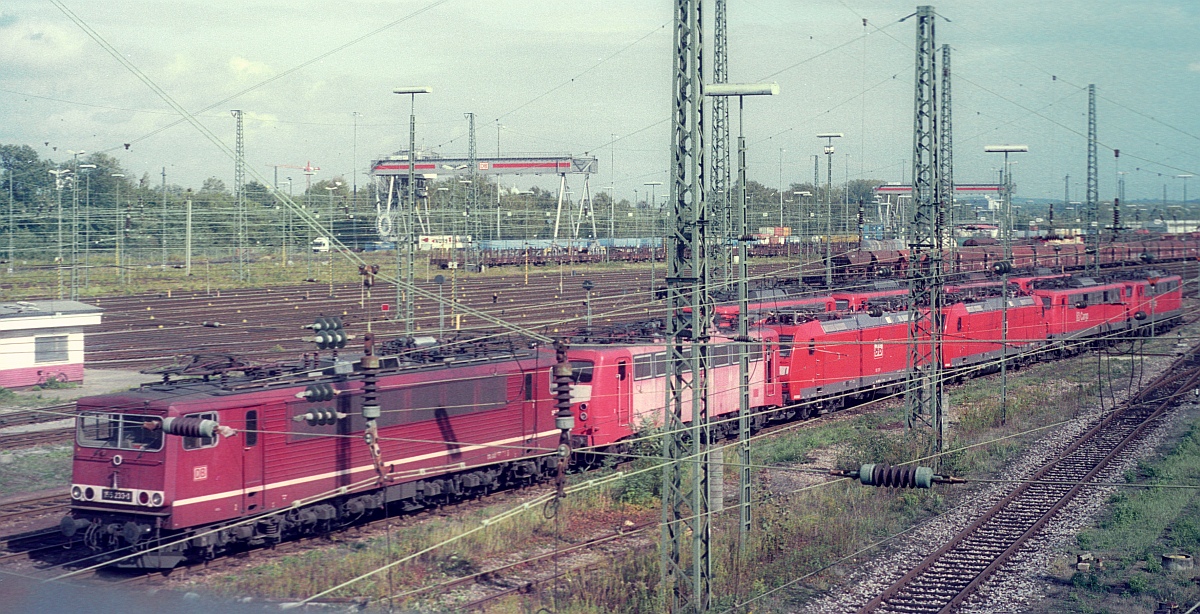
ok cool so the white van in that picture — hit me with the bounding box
[311,237,330,253]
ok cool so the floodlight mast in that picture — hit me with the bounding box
[393,86,432,335]
[704,81,778,551]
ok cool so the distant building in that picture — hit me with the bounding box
[0,301,103,389]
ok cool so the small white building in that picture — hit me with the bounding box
[0,300,103,389]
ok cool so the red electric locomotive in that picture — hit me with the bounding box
[1028,276,1132,351]
[564,329,784,449]
[767,309,912,413]
[1116,271,1184,332]
[63,346,564,568]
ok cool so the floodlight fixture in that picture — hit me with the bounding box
[704,83,779,97]
[983,145,1029,153]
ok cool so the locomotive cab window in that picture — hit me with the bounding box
[569,361,594,384]
[77,412,163,452]
[182,412,219,450]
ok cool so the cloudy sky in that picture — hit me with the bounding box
[2,0,1198,203]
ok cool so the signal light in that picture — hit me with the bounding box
[992,261,1013,275]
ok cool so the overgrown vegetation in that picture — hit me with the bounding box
[1040,410,1200,613]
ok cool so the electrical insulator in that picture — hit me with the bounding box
[295,383,337,402]
[830,463,963,489]
[304,316,351,349]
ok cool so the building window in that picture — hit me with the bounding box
[35,336,69,363]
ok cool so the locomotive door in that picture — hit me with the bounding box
[616,361,631,426]
[242,407,264,513]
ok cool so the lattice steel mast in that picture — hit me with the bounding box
[1087,84,1099,275]
[661,0,711,609]
[711,0,730,289]
[904,6,945,454]
[939,44,954,262]
[232,109,248,281]
[467,112,478,266]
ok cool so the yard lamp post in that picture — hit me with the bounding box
[79,164,96,288]
[705,81,778,551]
[324,181,342,296]
[644,181,662,293]
[984,144,1028,425]
[817,133,843,286]
[393,86,432,334]
[49,168,72,300]
[112,173,125,283]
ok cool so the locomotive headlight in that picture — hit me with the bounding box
[71,486,83,500]
[138,492,150,505]
[151,492,163,507]
[84,487,96,501]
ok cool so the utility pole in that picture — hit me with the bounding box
[903,5,945,455]
[1087,84,1099,276]
[232,110,248,281]
[662,0,710,609]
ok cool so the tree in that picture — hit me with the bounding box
[201,177,228,194]
[0,144,54,204]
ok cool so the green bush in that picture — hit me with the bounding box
[1128,574,1149,594]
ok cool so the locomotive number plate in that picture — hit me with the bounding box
[101,489,133,502]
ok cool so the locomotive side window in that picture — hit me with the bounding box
[245,410,258,447]
[633,354,654,379]
[77,412,163,452]
[524,373,534,401]
[182,412,218,450]
[835,300,850,311]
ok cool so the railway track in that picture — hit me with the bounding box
[0,494,71,523]
[0,427,73,449]
[0,404,75,429]
[857,344,1200,614]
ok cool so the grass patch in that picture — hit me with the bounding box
[0,445,73,496]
